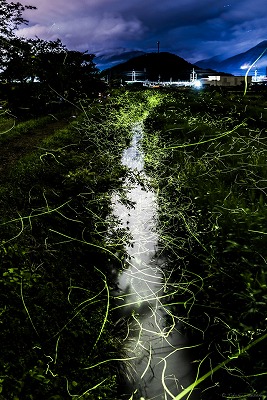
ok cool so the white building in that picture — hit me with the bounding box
[201,75,252,87]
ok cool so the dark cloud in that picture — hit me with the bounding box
[17,0,267,61]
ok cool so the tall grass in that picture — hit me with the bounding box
[143,89,267,398]
[0,90,163,399]
[3,87,266,399]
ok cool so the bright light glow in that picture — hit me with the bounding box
[208,75,220,81]
[240,63,251,70]
[193,80,202,88]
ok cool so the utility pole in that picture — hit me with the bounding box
[157,41,160,54]
[190,68,197,82]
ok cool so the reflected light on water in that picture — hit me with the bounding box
[112,123,199,400]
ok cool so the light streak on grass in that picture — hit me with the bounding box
[140,342,153,379]
[39,151,64,165]
[92,268,110,350]
[20,277,39,337]
[0,91,171,399]
[249,229,267,235]
[68,285,106,309]
[66,376,109,398]
[48,228,123,265]
[111,290,185,311]
[174,332,267,399]
[243,371,267,378]
[243,47,267,96]
[49,298,103,340]
[0,118,16,135]
[0,200,72,227]
[163,121,246,150]
[158,342,202,364]
[161,357,176,399]
[83,356,137,370]
[1,212,24,243]
[140,90,267,397]
[1,90,267,398]
[54,335,60,364]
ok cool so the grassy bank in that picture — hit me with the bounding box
[0,91,161,399]
[143,90,267,399]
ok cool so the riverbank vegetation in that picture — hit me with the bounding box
[1,69,267,398]
[0,91,162,399]
[6,1,266,399]
[143,89,267,399]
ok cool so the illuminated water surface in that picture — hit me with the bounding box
[112,123,199,400]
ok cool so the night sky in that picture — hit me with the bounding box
[17,0,267,62]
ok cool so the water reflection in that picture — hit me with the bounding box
[112,123,198,400]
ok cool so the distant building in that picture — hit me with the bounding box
[201,75,252,87]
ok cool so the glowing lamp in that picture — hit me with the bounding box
[194,80,202,88]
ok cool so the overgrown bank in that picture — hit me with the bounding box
[0,91,161,399]
[143,90,267,399]
[2,87,266,399]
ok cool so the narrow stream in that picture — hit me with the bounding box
[112,123,199,400]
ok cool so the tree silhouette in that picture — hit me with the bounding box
[0,1,36,70]
[0,2,103,116]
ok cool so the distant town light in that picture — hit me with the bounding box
[193,80,202,88]
[208,75,220,81]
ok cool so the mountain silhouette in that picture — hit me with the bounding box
[197,41,267,76]
[102,52,201,81]
[95,50,146,70]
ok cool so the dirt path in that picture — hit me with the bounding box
[0,118,71,176]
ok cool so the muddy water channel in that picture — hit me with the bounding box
[111,123,199,400]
